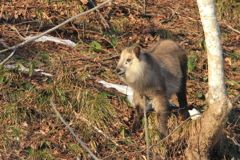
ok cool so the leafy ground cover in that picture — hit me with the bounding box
[0,0,239,159]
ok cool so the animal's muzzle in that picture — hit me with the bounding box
[116,68,125,76]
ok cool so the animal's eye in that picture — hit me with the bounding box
[126,59,131,62]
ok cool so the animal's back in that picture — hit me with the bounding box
[147,40,185,98]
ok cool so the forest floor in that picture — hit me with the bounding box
[0,0,239,159]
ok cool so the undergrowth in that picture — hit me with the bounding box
[0,0,239,159]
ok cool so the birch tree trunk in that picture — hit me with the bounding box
[185,0,233,159]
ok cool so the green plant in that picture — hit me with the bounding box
[89,41,105,53]
[188,57,196,71]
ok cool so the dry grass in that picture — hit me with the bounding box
[0,0,239,159]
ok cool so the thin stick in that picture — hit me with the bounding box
[103,113,202,159]
[89,0,111,29]
[50,97,99,160]
[10,25,25,40]
[0,39,9,48]
[0,49,16,65]
[76,113,120,147]
[143,0,146,14]
[142,114,202,151]
[220,22,240,34]
[143,96,150,160]
[231,93,240,105]
[102,55,119,61]
[0,0,112,55]
[160,4,180,23]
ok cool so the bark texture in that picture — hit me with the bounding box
[185,0,233,159]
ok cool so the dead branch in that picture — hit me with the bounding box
[143,96,150,160]
[177,16,239,35]
[0,49,16,65]
[88,0,111,30]
[0,0,113,65]
[141,114,199,151]
[103,114,201,159]
[102,55,119,61]
[143,0,146,14]
[160,4,180,23]
[10,25,25,40]
[227,135,240,147]
[220,22,240,34]
[0,39,9,48]
[231,93,240,106]
[50,97,99,160]
[74,111,120,147]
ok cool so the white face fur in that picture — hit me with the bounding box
[116,47,145,84]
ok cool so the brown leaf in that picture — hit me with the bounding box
[80,0,88,5]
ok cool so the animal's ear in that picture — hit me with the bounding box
[116,44,125,53]
[133,46,141,58]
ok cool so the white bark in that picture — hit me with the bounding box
[186,0,233,159]
[197,0,232,118]
[197,0,226,97]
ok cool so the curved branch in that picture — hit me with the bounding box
[0,0,112,55]
[50,97,99,160]
[0,49,16,65]
[231,94,240,105]
[220,22,240,34]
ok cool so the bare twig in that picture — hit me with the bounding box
[231,94,240,105]
[50,97,99,160]
[147,115,197,149]
[0,39,9,48]
[131,114,201,155]
[74,111,120,147]
[143,0,146,14]
[88,0,111,30]
[102,55,119,61]
[143,96,150,160]
[160,4,180,23]
[71,22,82,41]
[227,135,240,147]
[103,113,202,159]
[0,49,16,65]
[178,16,239,35]
[0,0,112,55]
[220,22,240,34]
[10,25,25,40]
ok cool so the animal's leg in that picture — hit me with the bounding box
[177,55,188,108]
[153,93,169,138]
[176,71,189,119]
[176,75,188,108]
[132,92,145,133]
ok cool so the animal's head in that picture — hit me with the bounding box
[116,44,144,84]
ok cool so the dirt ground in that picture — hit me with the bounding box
[0,0,239,159]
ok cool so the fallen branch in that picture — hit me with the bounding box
[160,4,180,23]
[74,111,120,147]
[143,96,150,160]
[0,39,9,48]
[0,49,16,65]
[50,97,99,160]
[0,0,113,64]
[231,93,240,106]
[88,0,111,30]
[220,22,240,34]
[102,55,119,61]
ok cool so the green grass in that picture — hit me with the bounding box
[1,0,240,159]
[216,0,240,25]
[0,46,123,159]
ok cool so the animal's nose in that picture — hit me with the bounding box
[116,68,121,74]
[116,68,124,75]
